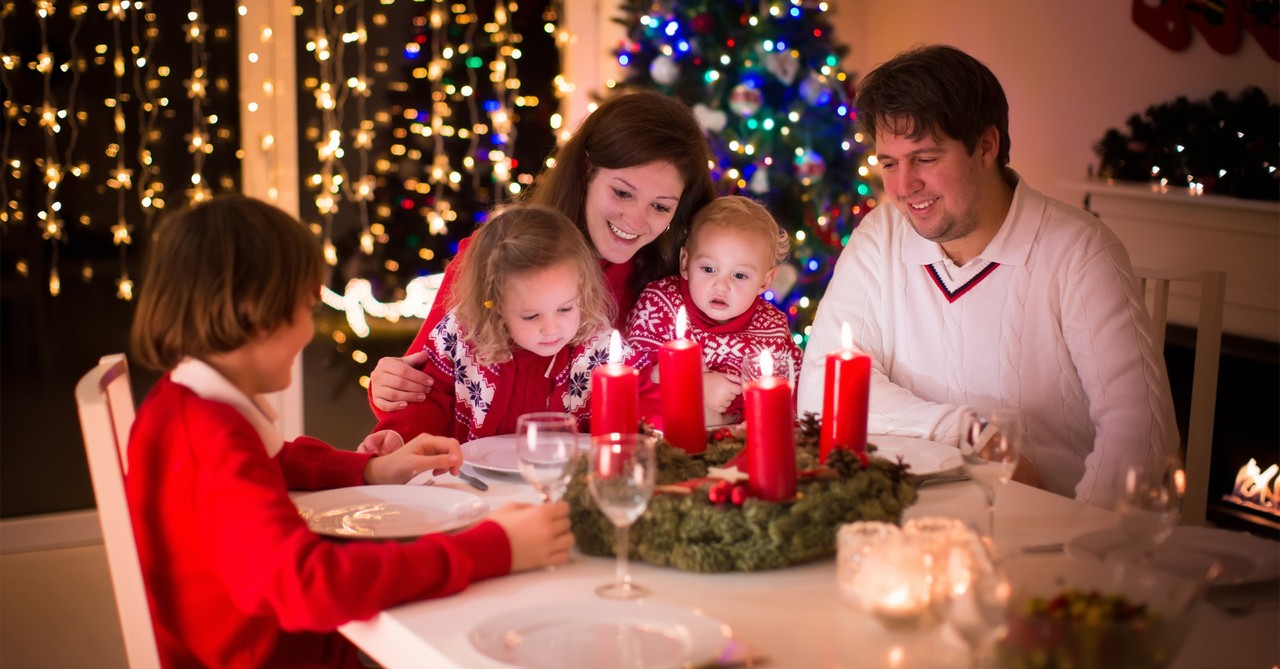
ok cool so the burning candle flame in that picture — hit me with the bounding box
[841,321,853,350]
[608,330,622,365]
[676,306,688,340]
[760,349,774,378]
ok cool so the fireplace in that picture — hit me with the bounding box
[1209,455,1280,537]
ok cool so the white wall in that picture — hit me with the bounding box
[830,0,1280,207]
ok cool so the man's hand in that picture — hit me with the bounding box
[369,350,435,412]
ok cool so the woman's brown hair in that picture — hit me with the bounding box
[131,195,325,371]
[524,89,717,293]
[448,204,613,365]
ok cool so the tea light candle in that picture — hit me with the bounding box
[658,307,706,454]
[591,331,639,436]
[836,521,902,608]
[857,537,931,627]
[820,322,871,463]
[744,349,796,501]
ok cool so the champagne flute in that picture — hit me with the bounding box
[515,412,579,504]
[587,432,657,600]
[1116,451,1184,566]
[959,408,1023,539]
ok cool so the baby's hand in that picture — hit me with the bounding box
[356,429,404,456]
[489,502,574,571]
[363,433,461,485]
[703,371,742,414]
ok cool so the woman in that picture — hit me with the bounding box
[370,89,716,413]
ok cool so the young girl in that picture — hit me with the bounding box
[127,195,572,668]
[626,195,803,426]
[368,89,717,414]
[372,204,617,443]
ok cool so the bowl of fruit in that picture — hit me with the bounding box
[998,556,1201,669]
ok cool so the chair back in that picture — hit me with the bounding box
[1135,268,1227,526]
[75,354,163,669]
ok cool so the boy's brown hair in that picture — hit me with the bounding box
[131,195,325,371]
[687,195,790,267]
[449,204,613,365]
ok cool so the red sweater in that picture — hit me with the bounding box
[374,234,636,422]
[128,372,510,668]
[625,276,802,425]
[374,312,614,443]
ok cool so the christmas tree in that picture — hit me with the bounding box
[609,0,877,342]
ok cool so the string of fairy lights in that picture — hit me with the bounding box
[3,0,554,326]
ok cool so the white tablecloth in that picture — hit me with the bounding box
[339,467,1280,668]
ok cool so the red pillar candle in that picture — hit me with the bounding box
[591,330,639,436]
[744,350,796,501]
[820,323,872,463]
[659,307,706,454]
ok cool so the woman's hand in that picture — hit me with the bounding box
[370,350,435,412]
[363,433,461,484]
[489,501,574,571]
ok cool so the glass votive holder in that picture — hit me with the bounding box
[836,521,901,608]
[855,535,932,627]
[903,516,978,615]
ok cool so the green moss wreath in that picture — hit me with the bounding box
[566,414,920,572]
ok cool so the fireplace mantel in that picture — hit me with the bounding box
[1062,180,1280,343]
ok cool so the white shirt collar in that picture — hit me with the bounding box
[169,357,284,457]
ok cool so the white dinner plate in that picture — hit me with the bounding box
[1066,525,1280,585]
[463,434,588,475]
[293,485,487,540]
[867,434,963,475]
[469,599,733,669]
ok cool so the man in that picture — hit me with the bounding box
[797,45,1179,508]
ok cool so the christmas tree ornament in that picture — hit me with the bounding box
[748,167,770,194]
[800,72,830,105]
[796,149,827,181]
[728,83,764,117]
[693,103,728,132]
[649,54,681,86]
[765,50,799,85]
[691,12,714,35]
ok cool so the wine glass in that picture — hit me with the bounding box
[943,536,1011,669]
[739,348,795,387]
[515,412,580,504]
[587,432,657,600]
[1115,451,1184,565]
[958,408,1023,539]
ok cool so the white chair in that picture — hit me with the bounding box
[75,354,163,669]
[1135,268,1227,527]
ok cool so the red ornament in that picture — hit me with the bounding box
[729,483,749,506]
[691,13,713,34]
[708,480,732,504]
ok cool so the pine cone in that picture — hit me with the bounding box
[826,448,861,478]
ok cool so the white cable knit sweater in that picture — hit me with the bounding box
[797,174,1179,508]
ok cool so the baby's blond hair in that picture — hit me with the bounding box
[687,195,789,266]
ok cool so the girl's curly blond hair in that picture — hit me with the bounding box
[449,205,614,365]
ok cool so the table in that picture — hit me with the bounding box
[339,467,1280,668]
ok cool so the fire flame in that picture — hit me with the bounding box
[1228,458,1280,513]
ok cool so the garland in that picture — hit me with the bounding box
[566,414,920,573]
